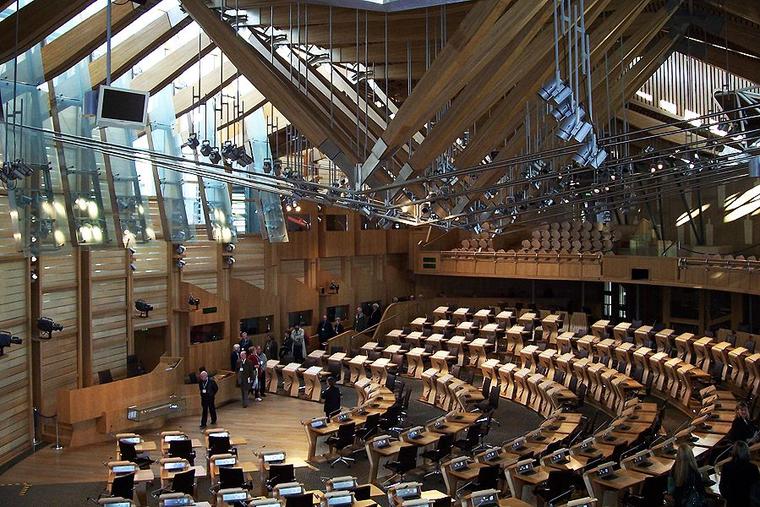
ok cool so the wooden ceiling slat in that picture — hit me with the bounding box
[131,33,215,95]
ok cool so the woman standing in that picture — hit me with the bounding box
[667,443,706,506]
[719,441,760,507]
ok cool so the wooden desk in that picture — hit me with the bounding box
[365,439,414,484]
[385,329,406,343]
[626,455,674,476]
[405,331,425,348]
[383,344,402,358]
[589,469,648,505]
[518,312,536,326]
[303,420,340,462]
[159,464,207,483]
[303,366,324,401]
[468,338,492,368]
[456,321,477,336]
[420,368,438,404]
[401,429,441,448]
[370,358,391,385]
[348,355,369,385]
[473,309,493,325]
[160,438,202,455]
[452,308,470,323]
[496,311,514,328]
[282,363,302,397]
[425,333,446,352]
[410,318,428,331]
[107,467,155,506]
[432,320,453,334]
[328,353,347,384]
[446,336,469,366]
[406,347,429,378]
[591,320,610,339]
[443,462,485,495]
[361,342,382,354]
[433,306,451,320]
[542,315,562,344]
[505,464,550,501]
[430,350,454,374]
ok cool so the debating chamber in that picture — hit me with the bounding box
[1,0,760,505]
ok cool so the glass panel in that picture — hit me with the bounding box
[325,215,348,232]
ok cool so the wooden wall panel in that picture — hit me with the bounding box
[0,260,30,466]
[280,260,306,283]
[133,278,168,328]
[182,242,219,294]
[39,287,78,414]
[90,278,127,382]
[0,199,20,256]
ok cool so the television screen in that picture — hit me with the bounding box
[112,464,136,474]
[97,85,149,128]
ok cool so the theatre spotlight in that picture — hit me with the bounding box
[224,243,235,253]
[135,299,153,318]
[538,76,572,105]
[221,141,238,162]
[329,281,340,294]
[208,147,222,165]
[188,295,200,310]
[234,146,253,167]
[224,256,235,267]
[175,244,186,255]
[182,133,200,151]
[200,140,213,157]
[0,331,21,356]
[556,107,586,141]
[572,135,608,169]
[176,259,186,270]
[37,317,63,340]
[263,158,272,174]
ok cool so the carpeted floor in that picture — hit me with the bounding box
[0,376,613,506]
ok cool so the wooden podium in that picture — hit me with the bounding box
[410,317,428,331]
[473,309,493,326]
[452,307,470,323]
[431,350,454,374]
[406,347,428,378]
[506,326,526,358]
[468,338,491,368]
[591,319,610,339]
[613,322,631,343]
[447,335,469,365]
[654,328,675,354]
[480,358,501,389]
[541,315,562,344]
[327,352,347,384]
[383,344,402,358]
[426,333,447,351]
[282,363,302,397]
[303,366,324,401]
[496,311,514,328]
[265,359,280,393]
[421,368,438,404]
[348,355,369,385]
[370,358,391,385]
[404,331,424,347]
[498,363,517,399]
[432,320,452,334]
[433,306,451,320]
[456,321,477,336]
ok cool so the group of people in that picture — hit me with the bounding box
[666,402,760,506]
[230,332,272,407]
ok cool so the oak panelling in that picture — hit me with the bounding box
[186,340,228,375]
[182,242,219,294]
[133,241,168,276]
[355,229,386,256]
[0,198,21,257]
[39,286,79,413]
[89,275,127,383]
[0,260,31,467]
[147,198,163,239]
[133,278,169,328]
[229,277,281,346]
[40,252,78,290]
[280,259,306,283]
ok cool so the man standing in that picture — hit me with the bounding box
[239,331,252,352]
[334,317,345,334]
[354,307,367,333]
[236,350,254,407]
[255,345,267,399]
[198,370,218,427]
[291,324,306,362]
[230,344,241,372]
[317,315,335,349]
[368,303,382,328]
[264,335,278,365]
[321,377,342,418]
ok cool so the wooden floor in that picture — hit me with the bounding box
[0,396,324,485]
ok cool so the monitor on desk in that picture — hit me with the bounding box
[276,482,305,498]
[310,417,328,429]
[159,493,195,506]
[577,437,595,451]
[98,498,133,507]
[549,449,570,464]
[406,426,424,440]
[401,499,433,507]
[164,434,188,443]
[632,452,652,466]
[450,457,469,471]
[252,499,283,507]
[469,489,499,507]
[596,463,615,478]
[119,436,141,445]
[510,438,526,451]
[393,482,422,499]
[515,460,534,475]
[484,449,500,462]
[373,437,391,449]
[336,412,352,422]
[163,460,187,471]
[263,451,287,464]
[329,476,358,491]
[214,455,237,467]
[208,431,230,439]
[111,464,137,474]
[219,488,249,503]
[324,491,354,507]
[433,418,447,429]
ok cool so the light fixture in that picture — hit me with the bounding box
[200,140,213,157]
[221,141,238,162]
[224,256,235,267]
[224,243,235,253]
[0,331,21,356]
[135,299,153,318]
[263,158,272,174]
[176,259,186,270]
[208,147,222,165]
[37,317,63,340]
[175,244,186,255]
[188,295,200,310]
[182,133,200,151]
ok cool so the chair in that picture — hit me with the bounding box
[152,468,195,498]
[385,373,398,391]
[326,422,357,467]
[476,384,501,426]
[453,423,482,455]
[358,413,380,442]
[94,472,135,504]
[352,484,371,500]
[533,469,576,506]
[383,444,418,484]
[267,463,295,490]
[458,465,500,494]
[118,440,154,470]
[208,435,235,457]
[433,497,452,507]
[422,434,453,478]
[168,439,196,466]
[624,474,668,506]
[218,466,252,491]
[286,493,314,507]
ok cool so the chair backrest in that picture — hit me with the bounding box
[436,434,453,456]
[171,468,196,495]
[433,496,452,507]
[477,465,500,489]
[268,464,295,488]
[353,484,371,501]
[285,493,313,507]
[402,388,412,409]
[396,444,418,469]
[363,413,380,434]
[219,466,245,489]
[209,435,232,455]
[481,377,491,398]
[385,373,397,390]
[488,385,500,408]
[337,422,356,446]
[111,472,135,499]
[118,440,137,461]
[169,439,193,458]
[451,365,462,378]
[466,423,481,444]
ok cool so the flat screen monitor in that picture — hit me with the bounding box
[221,490,248,502]
[395,485,421,499]
[208,431,229,439]
[516,462,533,474]
[277,484,304,497]
[161,496,194,507]
[326,492,353,506]
[451,458,469,471]
[120,436,141,445]
[96,85,149,129]
[373,438,390,449]
[311,418,327,429]
[112,464,136,474]
[484,449,499,461]
[330,477,357,491]
[214,456,237,467]
[163,461,186,471]
[263,451,286,463]
[471,490,499,507]
[164,434,187,442]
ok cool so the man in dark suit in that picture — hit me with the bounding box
[317,315,336,349]
[230,344,241,372]
[236,350,255,408]
[198,370,218,428]
[368,303,382,328]
[321,376,342,418]
[239,331,253,353]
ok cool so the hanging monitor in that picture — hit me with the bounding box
[97,85,149,129]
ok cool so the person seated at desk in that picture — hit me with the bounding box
[719,441,760,507]
[728,402,758,443]
[321,377,342,418]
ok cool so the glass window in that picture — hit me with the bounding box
[288,310,313,328]
[326,305,350,322]
[240,315,274,335]
[325,214,348,231]
[286,214,311,232]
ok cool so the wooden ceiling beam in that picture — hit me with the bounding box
[703,0,760,26]
[131,33,215,95]
[172,56,238,118]
[181,0,359,177]
[0,0,95,65]
[40,1,158,82]
[680,38,760,85]
[88,10,192,88]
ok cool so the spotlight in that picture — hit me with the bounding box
[200,140,213,157]
[224,243,235,253]
[359,206,372,217]
[234,146,253,166]
[224,256,235,266]
[273,160,282,176]
[556,107,586,141]
[188,295,200,310]
[208,147,222,165]
[176,259,186,270]
[538,76,572,105]
[263,158,273,174]
[175,244,186,255]
[221,141,238,162]
[0,331,21,356]
[129,263,137,272]
[135,299,153,318]
[551,98,574,122]
[182,133,200,151]
[37,317,63,340]
[329,281,340,294]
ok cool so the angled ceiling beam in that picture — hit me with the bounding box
[703,0,760,26]
[0,0,95,65]
[680,38,760,85]
[131,33,215,95]
[88,9,191,88]
[172,56,238,118]
[180,0,359,177]
[40,1,157,82]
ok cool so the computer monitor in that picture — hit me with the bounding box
[310,418,328,429]
[164,434,188,442]
[373,437,391,449]
[263,451,286,464]
[450,457,469,471]
[276,482,304,497]
[469,489,499,507]
[393,482,422,500]
[96,85,149,129]
[515,461,534,475]
[219,488,248,503]
[328,476,358,491]
[119,436,141,445]
[98,498,133,507]
[549,449,569,464]
[510,438,526,450]
[251,499,282,507]
[596,463,614,478]
[163,460,187,471]
[483,449,500,461]
[208,431,230,439]
[111,464,137,474]
[336,412,352,422]
[324,491,353,507]
[159,493,195,507]
[406,427,424,440]
[214,455,237,467]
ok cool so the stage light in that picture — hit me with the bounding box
[200,140,213,157]
[234,146,253,166]
[135,299,153,318]
[37,317,63,339]
[182,133,200,151]
[221,141,238,162]
[188,295,200,310]
[224,256,235,266]
[176,259,186,270]
[208,147,222,165]
[224,243,235,253]
[263,158,272,174]
[0,331,21,356]
[175,244,186,255]
[329,281,340,294]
